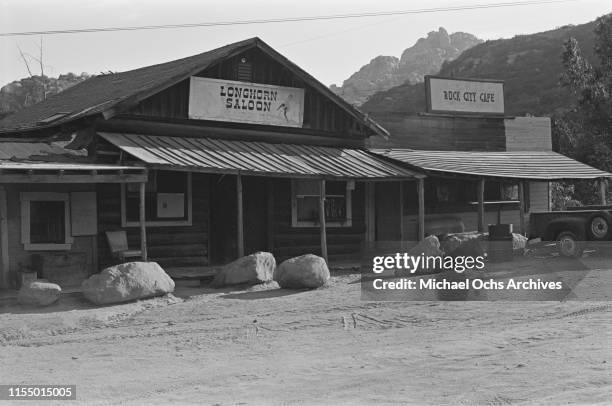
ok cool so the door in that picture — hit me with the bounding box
[243,177,269,255]
[209,175,237,264]
[375,182,401,241]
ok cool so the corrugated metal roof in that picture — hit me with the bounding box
[99,132,420,179]
[369,149,611,180]
[0,142,86,160]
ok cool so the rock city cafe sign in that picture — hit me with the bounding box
[425,75,505,115]
[188,77,305,127]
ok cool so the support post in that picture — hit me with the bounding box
[518,181,526,236]
[417,178,425,241]
[477,178,485,232]
[600,178,607,205]
[237,174,244,258]
[319,179,328,263]
[399,181,405,242]
[139,181,148,261]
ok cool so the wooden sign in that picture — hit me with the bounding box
[189,77,305,127]
[426,76,504,115]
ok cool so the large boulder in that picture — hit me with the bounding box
[274,254,330,289]
[441,232,487,256]
[395,235,443,276]
[18,280,61,306]
[82,262,174,305]
[211,252,275,287]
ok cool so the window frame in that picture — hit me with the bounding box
[291,179,353,228]
[121,171,193,227]
[20,192,73,251]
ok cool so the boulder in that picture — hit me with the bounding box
[395,235,443,276]
[82,262,174,305]
[274,254,330,289]
[211,252,275,287]
[18,281,61,306]
[512,233,528,251]
[441,232,487,256]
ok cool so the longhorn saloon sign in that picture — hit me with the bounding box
[425,76,505,115]
[188,77,305,127]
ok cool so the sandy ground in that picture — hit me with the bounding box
[1,256,611,406]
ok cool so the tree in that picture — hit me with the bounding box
[555,13,612,205]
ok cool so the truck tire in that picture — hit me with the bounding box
[587,215,609,241]
[556,231,584,257]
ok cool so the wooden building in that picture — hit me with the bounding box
[0,39,609,289]
[0,38,420,288]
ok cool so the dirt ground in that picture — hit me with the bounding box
[1,256,611,406]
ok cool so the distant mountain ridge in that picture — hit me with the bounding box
[0,73,91,120]
[361,20,599,120]
[330,27,483,106]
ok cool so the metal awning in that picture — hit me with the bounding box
[369,149,612,180]
[99,132,422,180]
[0,161,147,183]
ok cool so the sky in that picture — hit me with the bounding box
[0,0,610,88]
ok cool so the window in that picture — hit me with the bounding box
[121,170,192,227]
[485,181,519,202]
[21,192,73,250]
[292,180,352,227]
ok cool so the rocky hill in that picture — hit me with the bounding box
[330,28,482,105]
[361,20,598,119]
[0,73,91,120]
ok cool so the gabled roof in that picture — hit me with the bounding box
[370,149,612,180]
[0,37,388,137]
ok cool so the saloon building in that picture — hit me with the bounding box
[0,38,608,289]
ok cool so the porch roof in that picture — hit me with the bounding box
[99,132,422,180]
[369,149,612,180]
[0,160,147,183]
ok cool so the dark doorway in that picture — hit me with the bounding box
[209,175,271,264]
[209,175,238,264]
[375,182,401,241]
[243,177,269,255]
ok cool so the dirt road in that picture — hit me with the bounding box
[1,259,611,405]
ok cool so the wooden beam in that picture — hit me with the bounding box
[0,188,9,288]
[139,182,148,261]
[0,173,147,183]
[399,181,405,242]
[600,178,607,205]
[518,181,526,235]
[477,178,485,232]
[237,174,244,258]
[417,178,425,241]
[319,179,328,263]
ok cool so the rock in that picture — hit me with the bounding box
[18,281,61,306]
[82,262,174,305]
[395,235,443,276]
[274,254,330,289]
[512,233,528,251]
[441,232,487,256]
[211,252,275,287]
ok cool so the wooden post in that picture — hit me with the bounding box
[399,181,405,242]
[237,174,244,258]
[477,178,485,232]
[600,178,607,205]
[139,182,148,261]
[518,181,526,236]
[417,178,425,241]
[319,179,328,263]
[0,188,9,288]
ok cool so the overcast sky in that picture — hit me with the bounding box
[1,0,610,87]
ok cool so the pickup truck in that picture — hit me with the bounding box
[529,206,612,257]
